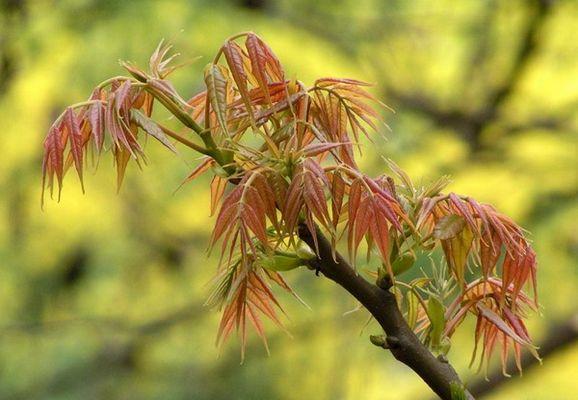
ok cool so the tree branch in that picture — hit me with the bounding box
[298,224,474,400]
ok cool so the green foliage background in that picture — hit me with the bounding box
[0,1,576,399]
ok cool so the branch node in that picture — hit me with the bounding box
[305,260,322,276]
[386,335,401,349]
[438,354,449,364]
[370,334,388,348]
[370,335,401,350]
[376,273,393,291]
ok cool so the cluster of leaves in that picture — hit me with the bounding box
[41,41,195,203]
[397,182,539,375]
[41,32,539,371]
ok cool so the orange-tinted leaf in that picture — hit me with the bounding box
[113,144,131,190]
[282,159,331,239]
[181,157,214,186]
[223,41,255,125]
[210,176,228,216]
[434,214,466,240]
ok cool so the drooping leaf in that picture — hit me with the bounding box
[131,109,177,153]
[449,193,479,234]
[113,144,132,190]
[179,157,215,188]
[64,107,85,190]
[346,175,406,268]
[282,158,331,238]
[427,296,446,350]
[330,170,346,232]
[441,225,474,286]
[41,124,65,202]
[88,102,105,153]
[476,304,530,346]
[214,267,287,359]
[211,171,279,269]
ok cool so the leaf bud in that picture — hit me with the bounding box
[260,254,303,272]
[391,251,416,276]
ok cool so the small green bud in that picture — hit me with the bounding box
[376,267,393,290]
[369,334,387,348]
[260,254,303,272]
[391,251,416,276]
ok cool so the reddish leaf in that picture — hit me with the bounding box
[180,157,214,187]
[346,175,406,266]
[223,41,255,125]
[282,158,331,239]
[302,142,349,157]
[64,108,85,190]
[88,102,105,153]
[41,124,65,201]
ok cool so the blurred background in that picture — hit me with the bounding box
[0,0,576,399]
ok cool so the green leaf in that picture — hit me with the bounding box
[406,290,420,330]
[391,251,416,276]
[131,110,177,153]
[427,295,446,350]
[385,158,414,193]
[434,214,465,240]
[204,63,230,135]
[260,254,303,272]
[422,175,452,198]
[442,226,474,285]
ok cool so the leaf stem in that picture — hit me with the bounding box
[96,76,136,89]
[157,124,212,156]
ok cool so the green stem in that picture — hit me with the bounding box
[52,100,104,126]
[144,86,203,133]
[158,125,212,156]
[144,86,235,169]
[97,76,137,89]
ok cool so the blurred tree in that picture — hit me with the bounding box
[0,0,27,94]
[274,0,574,155]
